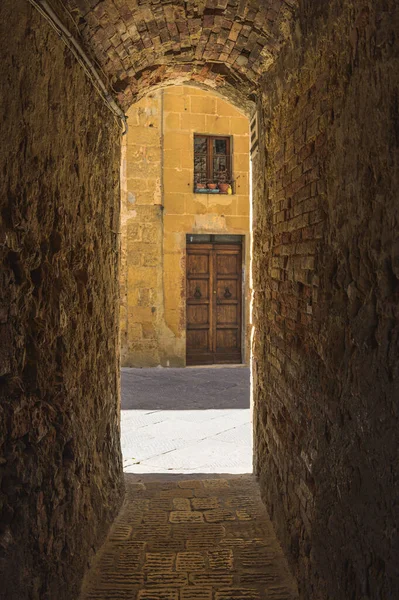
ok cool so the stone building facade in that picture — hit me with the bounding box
[120,86,250,367]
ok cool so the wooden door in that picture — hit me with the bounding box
[213,244,242,364]
[186,242,242,365]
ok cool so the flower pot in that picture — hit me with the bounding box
[196,183,206,189]
[218,183,230,193]
[207,183,217,190]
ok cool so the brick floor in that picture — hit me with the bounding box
[80,475,298,600]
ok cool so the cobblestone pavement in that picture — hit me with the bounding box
[121,368,252,474]
[80,474,299,600]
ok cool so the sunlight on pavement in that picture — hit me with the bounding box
[121,408,252,474]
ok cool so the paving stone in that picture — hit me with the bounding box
[237,543,276,568]
[208,548,233,570]
[98,552,116,569]
[214,590,260,600]
[99,572,144,587]
[124,499,150,511]
[160,489,194,499]
[225,497,260,511]
[204,509,236,523]
[223,520,272,540]
[173,498,192,511]
[116,546,145,570]
[129,483,146,492]
[150,498,173,510]
[85,592,137,600]
[172,523,225,541]
[180,589,212,600]
[203,478,230,489]
[170,511,204,523]
[112,542,146,553]
[186,540,224,552]
[144,553,176,572]
[146,482,177,490]
[138,590,178,600]
[239,570,278,584]
[80,475,298,600]
[132,524,171,539]
[146,539,185,553]
[108,525,132,541]
[191,497,220,510]
[188,572,234,585]
[146,572,188,586]
[143,510,168,524]
[115,512,143,528]
[219,538,248,548]
[176,551,206,572]
[236,510,253,521]
[178,480,203,489]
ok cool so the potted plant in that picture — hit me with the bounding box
[195,179,207,192]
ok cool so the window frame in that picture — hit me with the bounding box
[193,134,233,193]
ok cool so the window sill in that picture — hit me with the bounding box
[194,189,235,195]
[194,184,235,194]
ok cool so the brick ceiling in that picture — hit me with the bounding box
[66,0,298,110]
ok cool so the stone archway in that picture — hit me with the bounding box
[65,0,297,111]
[1,1,398,599]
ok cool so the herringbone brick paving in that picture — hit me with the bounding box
[80,475,298,600]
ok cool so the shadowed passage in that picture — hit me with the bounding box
[80,474,299,600]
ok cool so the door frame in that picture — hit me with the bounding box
[185,234,247,366]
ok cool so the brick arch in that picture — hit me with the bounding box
[129,72,257,121]
[116,65,255,116]
[66,0,298,110]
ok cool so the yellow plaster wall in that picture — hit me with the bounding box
[120,92,165,367]
[121,85,250,367]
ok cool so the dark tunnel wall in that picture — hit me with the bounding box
[252,0,399,598]
[0,2,124,598]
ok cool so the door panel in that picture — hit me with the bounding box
[187,305,209,325]
[186,242,242,365]
[187,330,208,350]
[187,279,209,301]
[187,253,209,274]
[216,304,237,324]
[216,253,239,275]
[216,329,238,349]
[216,279,238,300]
[186,245,213,364]
[214,246,241,362]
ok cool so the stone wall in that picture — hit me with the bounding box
[121,85,250,367]
[0,2,124,598]
[120,92,164,367]
[252,0,399,598]
[162,86,251,367]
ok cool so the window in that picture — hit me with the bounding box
[194,135,233,193]
[187,234,243,244]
